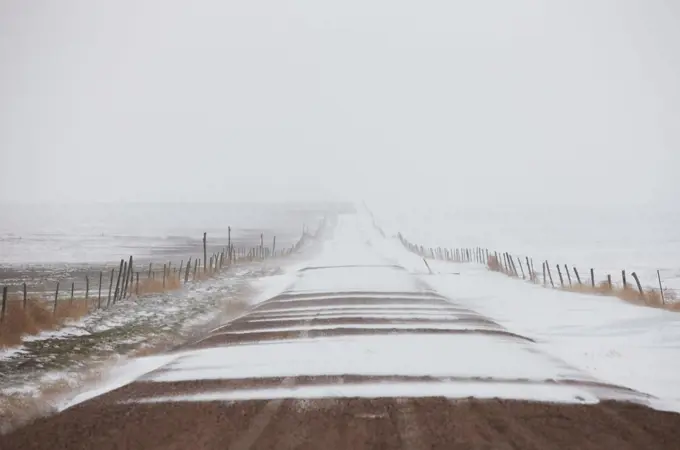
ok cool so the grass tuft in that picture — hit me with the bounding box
[0,298,90,347]
[134,277,182,295]
[486,261,680,312]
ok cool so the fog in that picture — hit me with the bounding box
[1,1,679,208]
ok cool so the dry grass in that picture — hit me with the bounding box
[485,261,680,312]
[559,281,680,310]
[0,266,215,347]
[0,297,91,347]
[487,255,504,273]
[135,277,182,295]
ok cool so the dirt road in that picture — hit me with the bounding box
[3,216,680,449]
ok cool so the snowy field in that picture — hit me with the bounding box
[371,203,680,291]
[45,211,680,417]
[0,202,337,265]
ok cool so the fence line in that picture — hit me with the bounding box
[397,233,680,310]
[0,226,315,326]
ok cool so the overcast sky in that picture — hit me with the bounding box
[1,1,678,207]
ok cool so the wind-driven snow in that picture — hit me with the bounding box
[51,212,680,414]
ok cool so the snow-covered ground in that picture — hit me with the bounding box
[0,254,311,433]
[372,214,680,412]
[421,264,680,412]
[371,203,680,292]
[47,211,680,416]
[0,202,332,265]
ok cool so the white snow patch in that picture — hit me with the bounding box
[22,326,91,342]
[209,323,500,337]
[291,266,421,294]
[145,334,589,383]
[128,381,600,404]
[246,312,480,322]
[58,354,181,411]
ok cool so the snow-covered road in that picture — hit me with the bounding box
[4,212,680,449]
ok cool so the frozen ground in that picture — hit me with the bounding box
[0,256,308,433]
[0,210,328,432]
[371,203,680,291]
[44,211,680,414]
[3,208,680,445]
[3,211,680,448]
[0,202,342,266]
[372,215,680,413]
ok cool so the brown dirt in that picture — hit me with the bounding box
[2,395,680,449]
[188,327,535,350]
[5,284,680,449]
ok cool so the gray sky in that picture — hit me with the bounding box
[1,1,678,207]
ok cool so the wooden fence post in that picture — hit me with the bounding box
[573,267,582,285]
[556,265,564,287]
[97,271,102,308]
[542,262,547,285]
[228,226,232,263]
[148,263,152,278]
[658,270,665,305]
[163,264,167,288]
[23,282,27,309]
[631,272,644,300]
[179,260,184,280]
[119,261,128,301]
[123,256,132,299]
[136,272,140,296]
[70,282,75,305]
[184,258,192,284]
[510,255,519,277]
[194,259,199,280]
[113,259,124,304]
[85,275,90,301]
[107,269,114,307]
[1,286,7,323]
[203,232,208,275]
[517,258,526,279]
[564,264,572,286]
[607,274,612,290]
[423,258,433,274]
[54,282,60,314]
[589,268,595,288]
[622,270,627,289]
[546,261,555,287]
[525,257,532,281]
